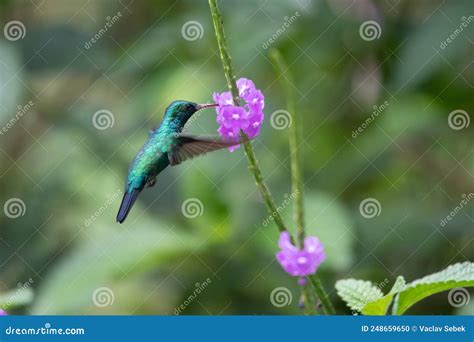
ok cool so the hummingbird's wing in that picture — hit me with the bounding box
[169,134,240,166]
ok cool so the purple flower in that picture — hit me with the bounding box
[236,78,255,99]
[276,231,325,277]
[0,309,7,316]
[213,78,265,151]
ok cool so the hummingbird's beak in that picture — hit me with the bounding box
[196,103,218,111]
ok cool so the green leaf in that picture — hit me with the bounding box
[393,262,474,315]
[335,279,383,312]
[362,276,406,315]
[339,262,474,315]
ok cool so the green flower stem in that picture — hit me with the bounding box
[310,276,336,315]
[269,49,305,247]
[271,50,336,315]
[208,0,335,316]
[208,0,240,105]
[301,284,314,315]
[208,0,287,233]
[270,49,312,313]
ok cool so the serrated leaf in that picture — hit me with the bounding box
[408,262,474,286]
[361,263,473,315]
[362,276,406,315]
[389,276,407,294]
[335,279,383,312]
[393,262,474,315]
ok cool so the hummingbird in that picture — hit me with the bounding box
[116,100,238,223]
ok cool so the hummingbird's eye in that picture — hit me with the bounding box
[185,103,195,111]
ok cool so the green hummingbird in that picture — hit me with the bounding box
[116,100,238,223]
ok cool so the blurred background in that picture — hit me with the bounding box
[0,0,472,315]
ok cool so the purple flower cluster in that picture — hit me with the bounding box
[213,78,264,151]
[276,231,325,278]
[0,309,7,316]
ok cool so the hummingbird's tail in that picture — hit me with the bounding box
[116,189,141,223]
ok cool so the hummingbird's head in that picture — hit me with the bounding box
[164,100,216,126]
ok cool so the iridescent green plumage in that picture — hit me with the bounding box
[116,100,236,223]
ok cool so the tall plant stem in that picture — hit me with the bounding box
[269,50,305,247]
[310,276,336,315]
[270,49,311,313]
[208,0,287,233]
[271,50,336,316]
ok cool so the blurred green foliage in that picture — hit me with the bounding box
[0,0,472,315]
